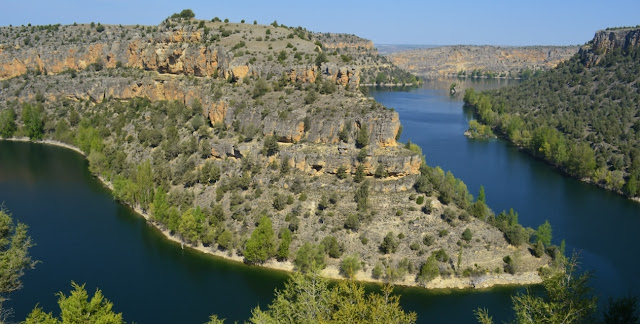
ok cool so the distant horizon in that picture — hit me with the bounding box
[1,0,638,46]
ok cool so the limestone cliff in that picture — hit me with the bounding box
[387,45,579,78]
[579,27,640,66]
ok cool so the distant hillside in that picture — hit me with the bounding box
[465,27,640,199]
[375,44,441,56]
[388,45,579,78]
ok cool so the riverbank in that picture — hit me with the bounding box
[1,137,543,290]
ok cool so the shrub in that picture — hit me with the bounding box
[217,230,233,250]
[252,78,270,98]
[263,135,279,156]
[416,196,424,205]
[423,235,434,246]
[418,255,439,284]
[380,232,399,254]
[344,214,360,231]
[372,262,384,279]
[356,124,369,148]
[462,228,473,242]
[320,235,342,258]
[434,248,449,262]
[340,255,361,278]
[294,242,325,272]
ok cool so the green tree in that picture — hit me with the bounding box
[136,160,154,211]
[263,135,280,156]
[21,103,44,140]
[380,232,399,254]
[24,282,123,324]
[252,78,270,98]
[339,255,361,278]
[150,186,169,224]
[216,230,233,250]
[462,228,473,242]
[354,164,365,183]
[248,270,416,324]
[536,220,552,247]
[315,52,328,68]
[417,254,439,284]
[203,315,226,324]
[477,185,486,204]
[294,242,325,272]
[244,215,276,263]
[356,123,369,148]
[276,228,292,261]
[0,108,17,138]
[178,207,205,244]
[344,214,360,231]
[476,256,597,324]
[0,206,36,310]
[354,181,369,211]
[320,235,342,258]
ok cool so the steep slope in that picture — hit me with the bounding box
[0,14,553,287]
[388,45,578,78]
[464,27,640,199]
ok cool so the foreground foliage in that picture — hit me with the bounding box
[476,256,639,324]
[247,270,416,324]
[0,206,36,318]
[24,282,123,324]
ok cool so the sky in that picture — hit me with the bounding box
[1,0,639,46]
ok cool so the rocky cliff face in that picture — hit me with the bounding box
[579,27,640,66]
[0,25,363,87]
[387,45,579,78]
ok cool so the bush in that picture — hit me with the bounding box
[340,255,361,278]
[263,135,279,156]
[273,194,288,211]
[0,108,17,138]
[416,196,424,205]
[354,181,369,211]
[336,165,348,179]
[380,232,399,254]
[356,124,369,148]
[504,224,529,246]
[344,214,360,231]
[252,78,270,98]
[461,228,473,242]
[434,248,449,262]
[423,235,435,246]
[418,255,439,284]
[217,230,233,250]
[320,235,342,258]
[372,262,384,279]
[294,242,325,272]
[374,164,388,178]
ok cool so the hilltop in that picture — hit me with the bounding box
[0,12,555,288]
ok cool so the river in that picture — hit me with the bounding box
[1,78,639,323]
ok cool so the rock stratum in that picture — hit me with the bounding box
[0,16,552,288]
[579,27,640,66]
[387,45,579,78]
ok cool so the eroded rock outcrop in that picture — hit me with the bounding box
[580,27,640,66]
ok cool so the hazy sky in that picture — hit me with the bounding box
[2,0,639,46]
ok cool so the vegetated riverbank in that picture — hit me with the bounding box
[460,28,640,203]
[1,137,543,290]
